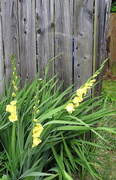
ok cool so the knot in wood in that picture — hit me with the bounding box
[38,28,41,34]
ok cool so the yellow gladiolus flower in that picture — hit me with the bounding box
[74,102,79,108]
[32,123,43,138]
[76,89,83,96]
[32,137,42,147]
[90,79,96,83]
[81,87,88,95]
[6,105,16,113]
[76,87,88,97]
[9,113,18,122]
[85,83,93,87]
[73,96,83,104]
[6,100,18,122]
[10,101,17,105]
[65,103,75,114]
[93,74,97,78]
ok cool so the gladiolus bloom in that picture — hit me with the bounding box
[9,113,18,122]
[6,105,16,113]
[32,137,42,147]
[6,101,18,122]
[81,87,88,95]
[74,102,79,108]
[76,89,83,96]
[32,123,43,147]
[85,83,93,87]
[65,103,75,114]
[10,101,17,105]
[90,79,96,83]
[73,96,83,104]
[32,124,43,137]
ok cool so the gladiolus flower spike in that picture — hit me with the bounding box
[65,57,108,114]
[65,80,95,114]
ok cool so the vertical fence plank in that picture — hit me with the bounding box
[0,13,4,95]
[18,0,36,86]
[93,0,99,76]
[74,0,94,90]
[1,0,19,85]
[55,0,73,90]
[110,13,116,77]
[36,0,54,78]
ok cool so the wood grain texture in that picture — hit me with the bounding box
[36,0,54,78]
[55,0,73,90]
[74,0,94,90]
[18,0,36,86]
[0,13,4,95]
[1,0,19,85]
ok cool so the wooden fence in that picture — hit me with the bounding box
[0,0,111,95]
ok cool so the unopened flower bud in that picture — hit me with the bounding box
[36,110,40,114]
[12,92,16,97]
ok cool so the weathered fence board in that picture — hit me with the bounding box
[0,0,112,94]
[74,0,94,90]
[55,0,73,90]
[0,13,4,95]
[1,0,19,85]
[110,13,116,77]
[36,0,54,78]
[18,0,36,86]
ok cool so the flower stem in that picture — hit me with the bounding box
[11,123,16,161]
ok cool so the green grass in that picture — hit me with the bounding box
[85,80,116,180]
[97,80,116,180]
[102,80,116,107]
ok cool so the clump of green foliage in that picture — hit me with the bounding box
[111,1,116,13]
[0,55,116,180]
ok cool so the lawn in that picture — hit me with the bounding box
[98,80,116,180]
[86,80,116,180]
